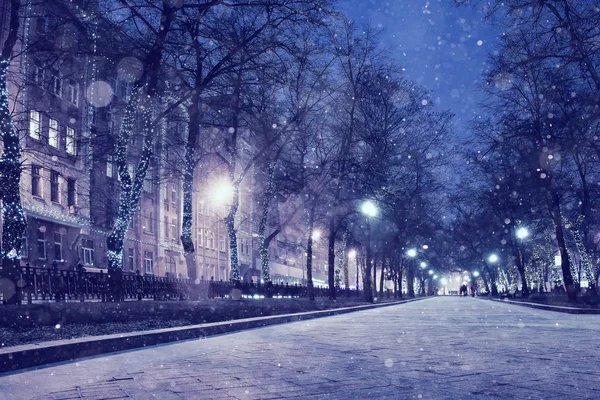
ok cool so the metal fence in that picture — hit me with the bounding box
[3,265,362,304]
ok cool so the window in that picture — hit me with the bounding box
[36,12,47,34]
[50,71,61,97]
[143,211,153,233]
[66,127,76,155]
[20,237,28,258]
[81,239,94,266]
[127,248,134,271]
[67,179,76,206]
[37,229,47,259]
[66,82,78,106]
[54,232,63,261]
[198,228,203,248]
[171,183,177,204]
[219,235,226,252]
[164,216,169,239]
[29,110,41,139]
[119,80,129,101]
[48,118,59,148]
[50,170,60,203]
[33,65,44,86]
[171,219,177,241]
[31,165,41,197]
[166,256,176,275]
[208,231,215,249]
[143,175,152,193]
[106,156,113,177]
[144,251,153,274]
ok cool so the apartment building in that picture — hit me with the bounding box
[1,0,336,285]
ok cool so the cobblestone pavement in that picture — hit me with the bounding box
[2,297,600,400]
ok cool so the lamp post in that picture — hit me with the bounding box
[515,226,530,297]
[361,201,377,302]
[348,249,358,296]
[406,248,417,297]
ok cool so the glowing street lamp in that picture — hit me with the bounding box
[348,249,357,259]
[420,261,427,269]
[516,227,529,240]
[213,180,233,203]
[407,248,417,258]
[473,271,480,277]
[311,229,322,241]
[488,253,499,263]
[428,270,434,275]
[361,200,378,218]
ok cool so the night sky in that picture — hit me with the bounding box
[341,0,500,136]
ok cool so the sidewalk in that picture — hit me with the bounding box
[2,297,600,399]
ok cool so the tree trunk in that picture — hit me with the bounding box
[306,202,316,301]
[379,256,385,298]
[327,219,336,299]
[407,263,415,298]
[180,94,200,281]
[1,1,26,304]
[258,162,276,283]
[548,190,577,300]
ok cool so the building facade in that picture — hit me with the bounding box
[1,0,345,287]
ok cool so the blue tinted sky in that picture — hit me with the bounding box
[340,0,499,136]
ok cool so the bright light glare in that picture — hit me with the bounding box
[361,200,378,217]
[433,275,438,279]
[440,278,448,285]
[488,254,499,263]
[213,180,233,203]
[422,245,429,250]
[407,248,417,258]
[473,271,480,277]
[516,227,529,239]
[420,261,427,268]
[348,249,357,259]
[428,270,433,275]
[311,229,322,240]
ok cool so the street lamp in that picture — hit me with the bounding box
[488,253,499,263]
[473,271,480,277]
[420,261,427,269]
[311,229,322,241]
[516,227,529,240]
[407,248,417,258]
[361,200,378,303]
[361,200,378,217]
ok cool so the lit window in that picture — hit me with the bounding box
[66,127,76,155]
[106,156,113,177]
[220,235,225,252]
[144,251,153,274]
[143,211,153,233]
[37,229,47,260]
[166,256,176,274]
[48,118,59,148]
[29,110,41,139]
[164,216,169,239]
[81,239,94,266]
[171,219,177,241]
[198,228,203,248]
[66,82,78,106]
[127,248,134,271]
[54,232,63,261]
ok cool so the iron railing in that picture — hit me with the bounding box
[3,265,362,304]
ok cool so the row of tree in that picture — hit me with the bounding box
[450,0,600,301]
[1,0,452,302]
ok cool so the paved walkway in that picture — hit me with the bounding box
[2,297,600,399]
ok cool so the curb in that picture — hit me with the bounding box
[0,297,425,374]
[487,297,600,314]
